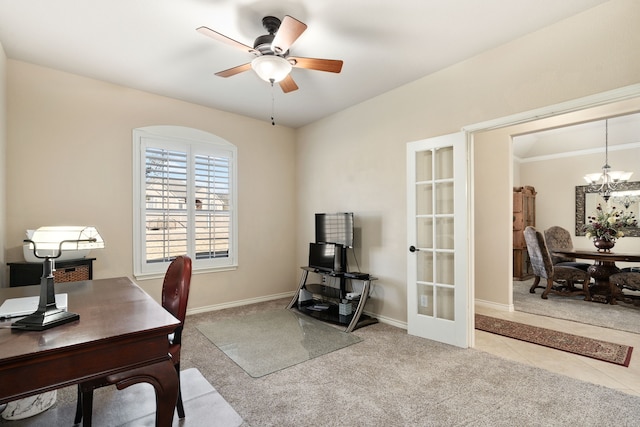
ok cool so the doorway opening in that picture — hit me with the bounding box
[464,83,640,329]
[510,110,640,333]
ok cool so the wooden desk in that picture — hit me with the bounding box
[0,277,180,426]
[552,250,640,304]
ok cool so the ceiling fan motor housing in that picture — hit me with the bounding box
[253,34,275,54]
[254,16,287,56]
[262,16,281,34]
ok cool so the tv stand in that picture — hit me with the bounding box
[287,267,378,332]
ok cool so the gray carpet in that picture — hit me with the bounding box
[196,309,362,378]
[182,298,640,426]
[0,369,242,426]
[8,298,640,426]
[514,279,640,334]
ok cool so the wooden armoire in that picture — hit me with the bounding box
[513,186,536,280]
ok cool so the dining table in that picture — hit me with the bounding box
[551,249,640,304]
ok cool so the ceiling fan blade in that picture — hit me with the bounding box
[279,75,299,93]
[289,57,343,73]
[215,63,252,78]
[271,16,307,54]
[196,26,258,55]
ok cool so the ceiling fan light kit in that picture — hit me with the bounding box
[251,55,292,83]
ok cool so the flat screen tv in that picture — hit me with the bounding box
[308,242,343,272]
[315,212,354,248]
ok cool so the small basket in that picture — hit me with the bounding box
[54,265,90,283]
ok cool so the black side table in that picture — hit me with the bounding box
[8,258,96,287]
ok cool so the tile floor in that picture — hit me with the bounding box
[474,305,640,397]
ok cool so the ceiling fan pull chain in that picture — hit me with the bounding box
[270,79,276,126]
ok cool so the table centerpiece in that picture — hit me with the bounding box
[583,204,637,252]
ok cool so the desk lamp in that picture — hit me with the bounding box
[13,226,104,331]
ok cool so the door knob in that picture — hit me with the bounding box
[409,245,419,252]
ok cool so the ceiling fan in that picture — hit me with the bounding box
[197,15,343,93]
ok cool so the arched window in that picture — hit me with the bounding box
[133,126,238,278]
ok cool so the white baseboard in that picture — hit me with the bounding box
[373,312,406,330]
[475,298,514,312]
[186,292,396,332]
[187,295,514,329]
[186,291,296,316]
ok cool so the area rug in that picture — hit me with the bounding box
[0,368,242,426]
[475,314,633,367]
[514,279,640,335]
[196,309,362,378]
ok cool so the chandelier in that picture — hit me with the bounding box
[583,119,633,202]
[611,190,640,210]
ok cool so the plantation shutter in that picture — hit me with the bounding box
[144,147,189,263]
[193,153,231,260]
[140,140,234,269]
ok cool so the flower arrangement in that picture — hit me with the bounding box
[583,204,637,242]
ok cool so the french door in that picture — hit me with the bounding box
[406,133,471,348]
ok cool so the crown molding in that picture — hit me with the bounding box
[462,83,640,133]
[514,141,640,163]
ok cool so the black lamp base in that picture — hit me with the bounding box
[12,257,80,331]
[13,308,79,331]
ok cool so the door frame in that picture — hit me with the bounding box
[465,83,640,327]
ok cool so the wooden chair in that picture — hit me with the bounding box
[543,226,590,271]
[74,255,192,425]
[524,226,591,300]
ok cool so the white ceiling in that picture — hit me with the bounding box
[513,112,640,160]
[0,0,608,128]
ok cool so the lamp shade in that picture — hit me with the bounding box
[583,173,603,184]
[251,55,292,82]
[609,171,634,182]
[30,226,105,251]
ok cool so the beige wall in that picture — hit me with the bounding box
[3,0,640,324]
[527,149,640,253]
[296,0,640,322]
[5,61,298,307]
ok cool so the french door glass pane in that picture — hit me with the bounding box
[416,251,433,283]
[416,183,433,215]
[436,287,455,321]
[436,252,455,286]
[416,150,433,182]
[435,217,454,249]
[435,146,453,180]
[416,217,433,248]
[435,181,454,214]
[417,283,434,316]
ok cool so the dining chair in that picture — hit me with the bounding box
[74,255,192,425]
[524,226,591,300]
[609,270,640,305]
[543,226,590,271]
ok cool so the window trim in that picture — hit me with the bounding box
[133,125,238,279]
